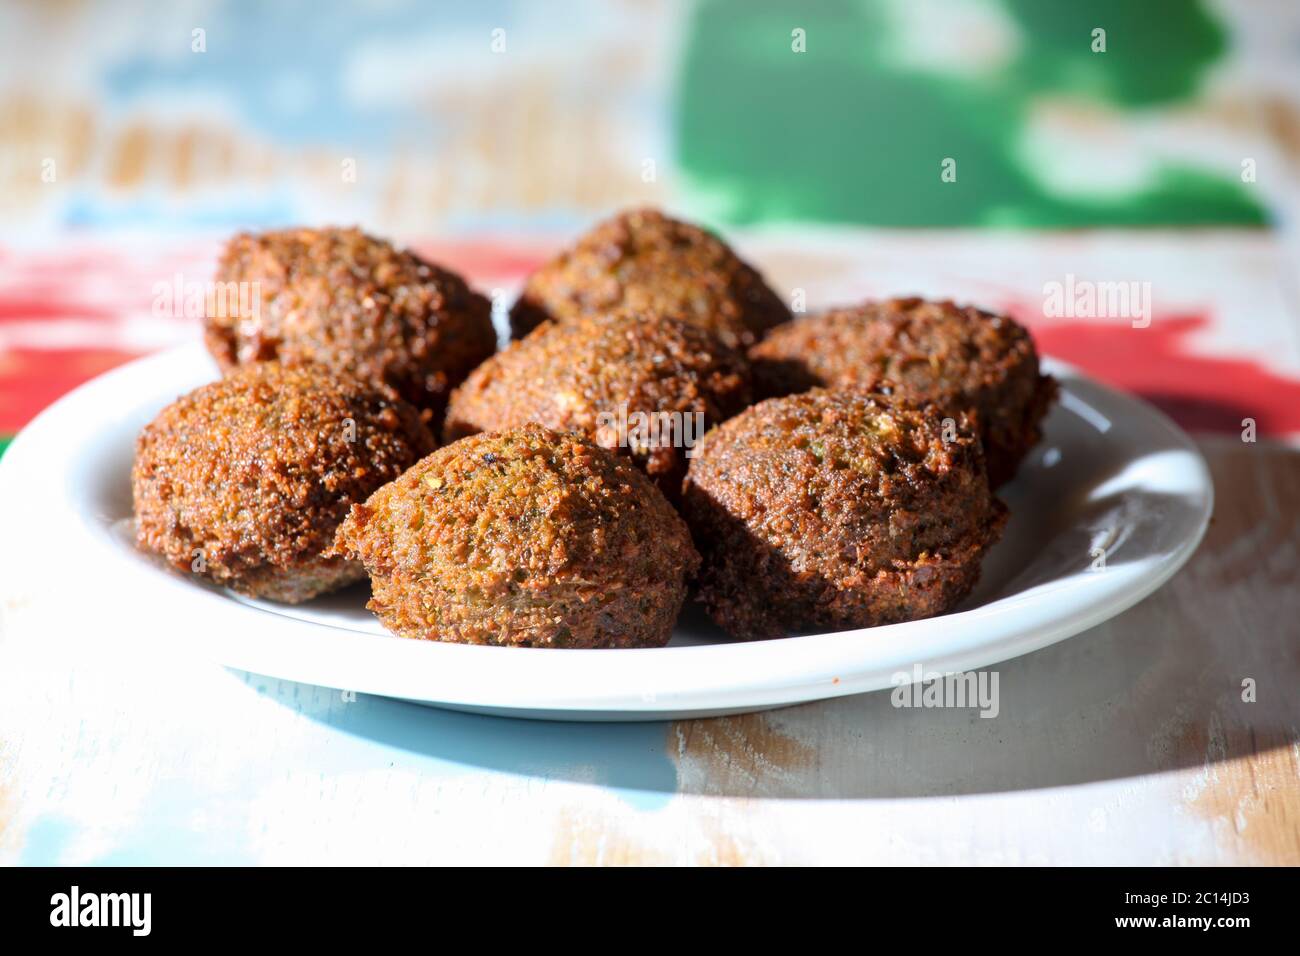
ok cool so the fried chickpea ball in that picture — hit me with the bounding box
[748,298,1057,486]
[205,226,496,429]
[510,208,791,349]
[444,312,752,501]
[682,389,1007,640]
[331,424,700,648]
[133,363,435,603]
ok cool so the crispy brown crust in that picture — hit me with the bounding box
[444,312,753,501]
[204,226,496,430]
[332,423,700,648]
[132,363,436,603]
[682,389,1007,640]
[509,208,791,349]
[749,298,1057,486]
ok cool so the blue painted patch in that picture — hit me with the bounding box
[102,0,519,147]
[91,779,257,866]
[235,671,678,811]
[62,193,301,231]
[20,815,76,866]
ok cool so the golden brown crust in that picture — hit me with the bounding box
[749,298,1057,486]
[332,423,700,648]
[682,388,1007,640]
[205,226,496,430]
[132,362,436,603]
[444,312,753,501]
[509,208,791,349]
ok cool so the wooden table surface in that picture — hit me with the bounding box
[1,229,1297,865]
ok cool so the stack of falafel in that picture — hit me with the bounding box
[133,209,1056,648]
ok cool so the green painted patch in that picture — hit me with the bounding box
[675,0,1265,227]
[0,435,10,461]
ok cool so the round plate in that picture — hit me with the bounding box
[1,343,1212,720]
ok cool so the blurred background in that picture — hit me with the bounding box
[4,0,1296,233]
[1,0,1298,453]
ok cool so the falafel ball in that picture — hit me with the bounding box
[682,388,1006,640]
[331,423,700,648]
[133,362,436,603]
[510,208,791,349]
[205,226,496,430]
[444,312,753,500]
[748,298,1057,486]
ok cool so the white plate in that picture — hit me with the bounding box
[1,343,1212,720]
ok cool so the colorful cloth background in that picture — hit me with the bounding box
[2,0,1298,455]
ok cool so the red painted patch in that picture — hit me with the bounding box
[409,240,550,284]
[0,297,118,323]
[0,347,145,433]
[1007,307,1300,438]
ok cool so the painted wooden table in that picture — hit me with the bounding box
[1,229,1297,865]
